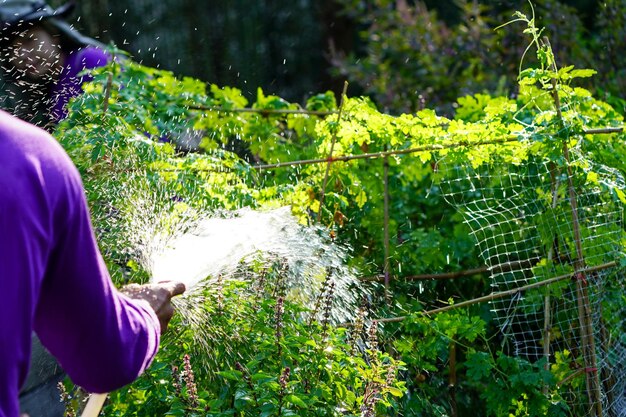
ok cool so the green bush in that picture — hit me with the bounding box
[101,275,405,416]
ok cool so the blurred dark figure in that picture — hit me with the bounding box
[0,0,108,130]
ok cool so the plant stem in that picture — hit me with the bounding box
[102,73,113,115]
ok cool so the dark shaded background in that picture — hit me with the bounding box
[54,0,350,102]
[49,0,601,104]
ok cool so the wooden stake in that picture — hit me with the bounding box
[544,36,603,417]
[383,146,391,301]
[186,105,338,116]
[543,164,560,394]
[449,341,458,417]
[347,261,617,326]
[316,81,349,224]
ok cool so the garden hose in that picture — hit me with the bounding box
[81,393,108,417]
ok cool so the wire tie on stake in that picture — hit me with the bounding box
[571,272,587,285]
[584,367,598,374]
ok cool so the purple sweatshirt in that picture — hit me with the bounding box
[50,46,110,124]
[0,111,160,417]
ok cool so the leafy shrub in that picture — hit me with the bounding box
[88,270,405,416]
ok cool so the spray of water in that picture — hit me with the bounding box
[143,205,366,324]
[96,168,371,373]
[123,199,370,371]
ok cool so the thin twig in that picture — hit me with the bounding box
[557,368,586,388]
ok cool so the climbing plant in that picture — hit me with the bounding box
[54,7,626,415]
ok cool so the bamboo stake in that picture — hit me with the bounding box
[449,341,458,417]
[316,81,349,224]
[249,126,621,171]
[545,36,602,417]
[583,127,623,135]
[143,125,621,174]
[383,146,391,302]
[186,105,338,116]
[252,136,522,170]
[359,255,573,282]
[564,146,603,417]
[345,261,617,326]
[543,164,560,394]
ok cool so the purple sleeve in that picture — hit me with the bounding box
[32,139,160,393]
[51,47,110,123]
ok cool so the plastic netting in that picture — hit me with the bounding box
[439,145,626,416]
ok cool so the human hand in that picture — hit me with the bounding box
[120,281,186,334]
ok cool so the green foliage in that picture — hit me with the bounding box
[52,9,626,417]
[331,0,624,116]
[99,276,405,417]
[464,351,569,417]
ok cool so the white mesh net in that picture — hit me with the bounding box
[439,141,626,416]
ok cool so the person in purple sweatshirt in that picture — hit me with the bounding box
[0,109,186,416]
[0,0,109,130]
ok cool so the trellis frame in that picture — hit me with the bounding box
[161,95,624,416]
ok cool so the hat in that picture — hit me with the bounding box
[0,0,74,28]
[0,1,104,48]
